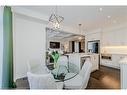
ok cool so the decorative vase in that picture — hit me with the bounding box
[54,61,57,69]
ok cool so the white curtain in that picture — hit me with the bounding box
[0,6,4,88]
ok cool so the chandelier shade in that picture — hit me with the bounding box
[48,6,64,29]
[49,14,64,24]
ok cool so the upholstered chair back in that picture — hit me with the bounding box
[79,58,92,88]
[27,72,57,89]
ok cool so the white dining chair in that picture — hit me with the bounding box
[27,59,50,74]
[27,72,63,89]
[64,58,92,89]
[57,55,68,67]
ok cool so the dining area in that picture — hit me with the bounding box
[15,53,92,89]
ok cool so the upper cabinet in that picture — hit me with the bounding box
[85,25,127,53]
[121,28,127,45]
[102,27,127,46]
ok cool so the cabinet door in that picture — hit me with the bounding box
[121,29,127,45]
[103,28,127,46]
[91,55,99,71]
[94,55,99,70]
[115,30,125,46]
[102,32,113,46]
[120,64,127,89]
[91,56,95,71]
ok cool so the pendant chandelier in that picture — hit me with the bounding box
[49,6,64,29]
[78,24,82,40]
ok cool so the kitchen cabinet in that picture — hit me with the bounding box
[101,54,127,69]
[91,54,99,71]
[67,53,90,70]
[120,62,127,89]
[102,27,127,46]
[67,53,99,72]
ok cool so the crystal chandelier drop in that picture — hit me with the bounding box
[49,6,64,29]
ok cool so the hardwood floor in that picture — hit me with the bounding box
[86,65,120,89]
[16,65,120,89]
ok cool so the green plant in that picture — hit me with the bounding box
[50,51,60,68]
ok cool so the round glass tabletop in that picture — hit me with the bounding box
[51,63,79,82]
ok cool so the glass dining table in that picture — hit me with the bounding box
[47,63,79,82]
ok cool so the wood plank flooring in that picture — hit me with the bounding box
[86,65,120,89]
[15,65,120,89]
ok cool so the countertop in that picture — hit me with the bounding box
[65,53,99,57]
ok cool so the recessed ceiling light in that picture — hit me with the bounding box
[107,16,111,19]
[99,8,103,12]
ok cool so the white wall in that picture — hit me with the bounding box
[0,7,3,88]
[12,7,83,81]
[13,13,46,81]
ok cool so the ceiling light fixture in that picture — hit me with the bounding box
[78,36,82,40]
[79,24,82,33]
[99,8,103,12]
[78,24,82,40]
[49,6,64,29]
[107,15,111,19]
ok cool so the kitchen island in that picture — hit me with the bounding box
[66,53,99,72]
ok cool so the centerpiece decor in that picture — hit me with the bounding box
[50,51,60,68]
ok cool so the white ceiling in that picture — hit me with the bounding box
[22,6,127,32]
[46,28,84,40]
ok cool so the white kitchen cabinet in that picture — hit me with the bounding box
[67,53,99,72]
[101,59,116,68]
[121,29,127,45]
[68,53,90,71]
[91,54,99,71]
[120,63,127,89]
[101,54,127,69]
[102,27,127,46]
[102,31,117,46]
